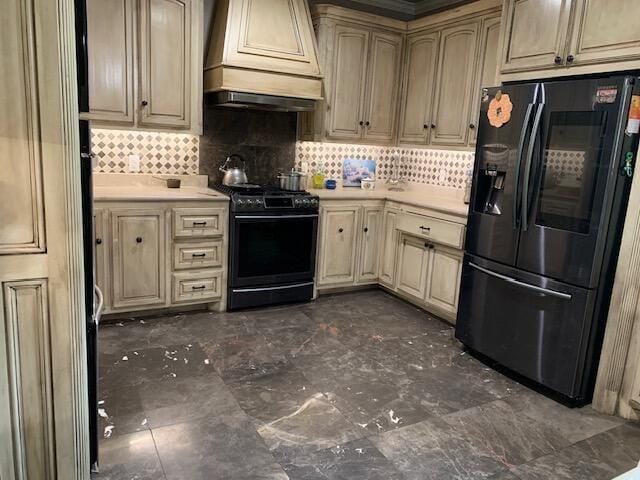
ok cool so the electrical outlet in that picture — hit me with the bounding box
[128,154,140,173]
[438,168,447,183]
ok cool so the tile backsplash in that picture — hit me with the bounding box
[92,128,199,175]
[295,141,475,189]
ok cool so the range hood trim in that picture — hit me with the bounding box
[208,91,317,112]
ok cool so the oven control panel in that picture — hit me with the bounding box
[233,195,319,212]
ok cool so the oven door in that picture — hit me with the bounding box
[230,212,318,287]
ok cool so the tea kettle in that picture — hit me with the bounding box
[219,154,248,186]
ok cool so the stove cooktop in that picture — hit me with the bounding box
[211,184,319,212]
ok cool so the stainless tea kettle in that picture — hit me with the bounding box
[219,154,248,186]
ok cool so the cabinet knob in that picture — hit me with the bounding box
[423,124,428,130]
[365,121,370,127]
[141,100,148,106]
[136,237,142,243]
[566,54,575,63]
[554,56,562,65]
[364,227,368,233]
[96,238,102,245]
[424,242,434,249]
[359,121,364,126]
[469,123,476,130]
[430,124,436,129]
[338,228,344,233]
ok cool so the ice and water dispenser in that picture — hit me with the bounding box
[474,144,509,216]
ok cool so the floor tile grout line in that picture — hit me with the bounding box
[150,427,170,480]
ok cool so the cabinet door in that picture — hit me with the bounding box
[86,0,135,123]
[469,14,501,145]
[379,209,399,287]
[362,32,402,143]
[357,207,383,284]
[431,21,479,147]
[568,0,640,66]
[398,32,439,145]
[93,208,110,310]
[396,235,430,300]
[111,209,166,309]
[425,245,463,321]
[139,0,192,128]
[318,206,360,286]
[501,0,573,73]
[326,24,369,141]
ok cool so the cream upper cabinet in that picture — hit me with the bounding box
[357,207,383,283]
[567,0,640,66]
[327,25,370,141]
[86,0,135,123]
[317,206,360,286]
[470,14,501,144]
[501,0,572,73]
[396,234,431,300]
[379,208,399,287]
[430,21,479,147]
[111,209,166,309]
[398,31,439,146]
[85,0,202,132]
[425,245,462,320]
[139,0,192,128]
[362,32,403,143]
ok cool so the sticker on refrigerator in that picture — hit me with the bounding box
[626,95,640,135]
[487,91,513,128]
[596,86,618,104]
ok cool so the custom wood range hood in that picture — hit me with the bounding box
[204,0,323,112]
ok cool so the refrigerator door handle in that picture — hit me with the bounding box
[94,285,104,326]
[513,103,535,230]
[468,262,572,300]
[521,103,545,232]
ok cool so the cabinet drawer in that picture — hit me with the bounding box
[173,241,223,270]
[396,212,465,249]
[173,208,225,238]
[172,270,223,303]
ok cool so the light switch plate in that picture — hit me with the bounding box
[128,154,140,173]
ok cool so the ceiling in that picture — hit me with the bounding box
[309,0,474,20]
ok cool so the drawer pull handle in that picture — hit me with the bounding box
[191,253,206,258]
[419,226,431,231]
[191,285,206,291]
[136,237,142,243]
[192,221,207,226]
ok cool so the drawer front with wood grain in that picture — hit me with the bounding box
[396,211,465,249]
[173,240,223,270]
[172,270,223,303]
[173,207,225,238]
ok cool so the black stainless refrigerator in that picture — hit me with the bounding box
[456,75,640,404]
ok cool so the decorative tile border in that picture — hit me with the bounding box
[92,128,199,175]
[295,141,475,189]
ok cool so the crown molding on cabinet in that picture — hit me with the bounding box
[313,0,478,20]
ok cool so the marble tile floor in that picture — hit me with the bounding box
[94,289,639,480]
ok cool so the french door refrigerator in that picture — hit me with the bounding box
[456,75,640,404]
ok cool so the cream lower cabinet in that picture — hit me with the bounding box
[425,244,463,317]
[316,201,383,288]
[95,200,228,315]
[379,208,399,287]
[397,234,431,300]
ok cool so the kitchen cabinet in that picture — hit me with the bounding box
[93,208,110,307]
[379,208,399,287]
[317,205,360,286]
[86,0,135,123]
[301,6,405,145]
[430,21,479,147]
[326,25,370,141]
[139,0,192,128]
[397,31,439,145]
[425,244,463,319]
[396,234,431,300]
[357,207,383,283]
[111,209,166,309]
[84,0,202,132]
[501,0,640,80]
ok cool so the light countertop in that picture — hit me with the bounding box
[310,183,469,218]
[93,185,228,202]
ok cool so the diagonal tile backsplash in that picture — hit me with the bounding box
[92,128,199,175]
[295,141,476,189]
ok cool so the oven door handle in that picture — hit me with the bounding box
[234,214,319,219]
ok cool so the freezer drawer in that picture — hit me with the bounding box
[455,255,596,399]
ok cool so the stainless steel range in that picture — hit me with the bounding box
[212,184,319,310]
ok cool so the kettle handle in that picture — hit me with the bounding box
[220,154,246,173]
